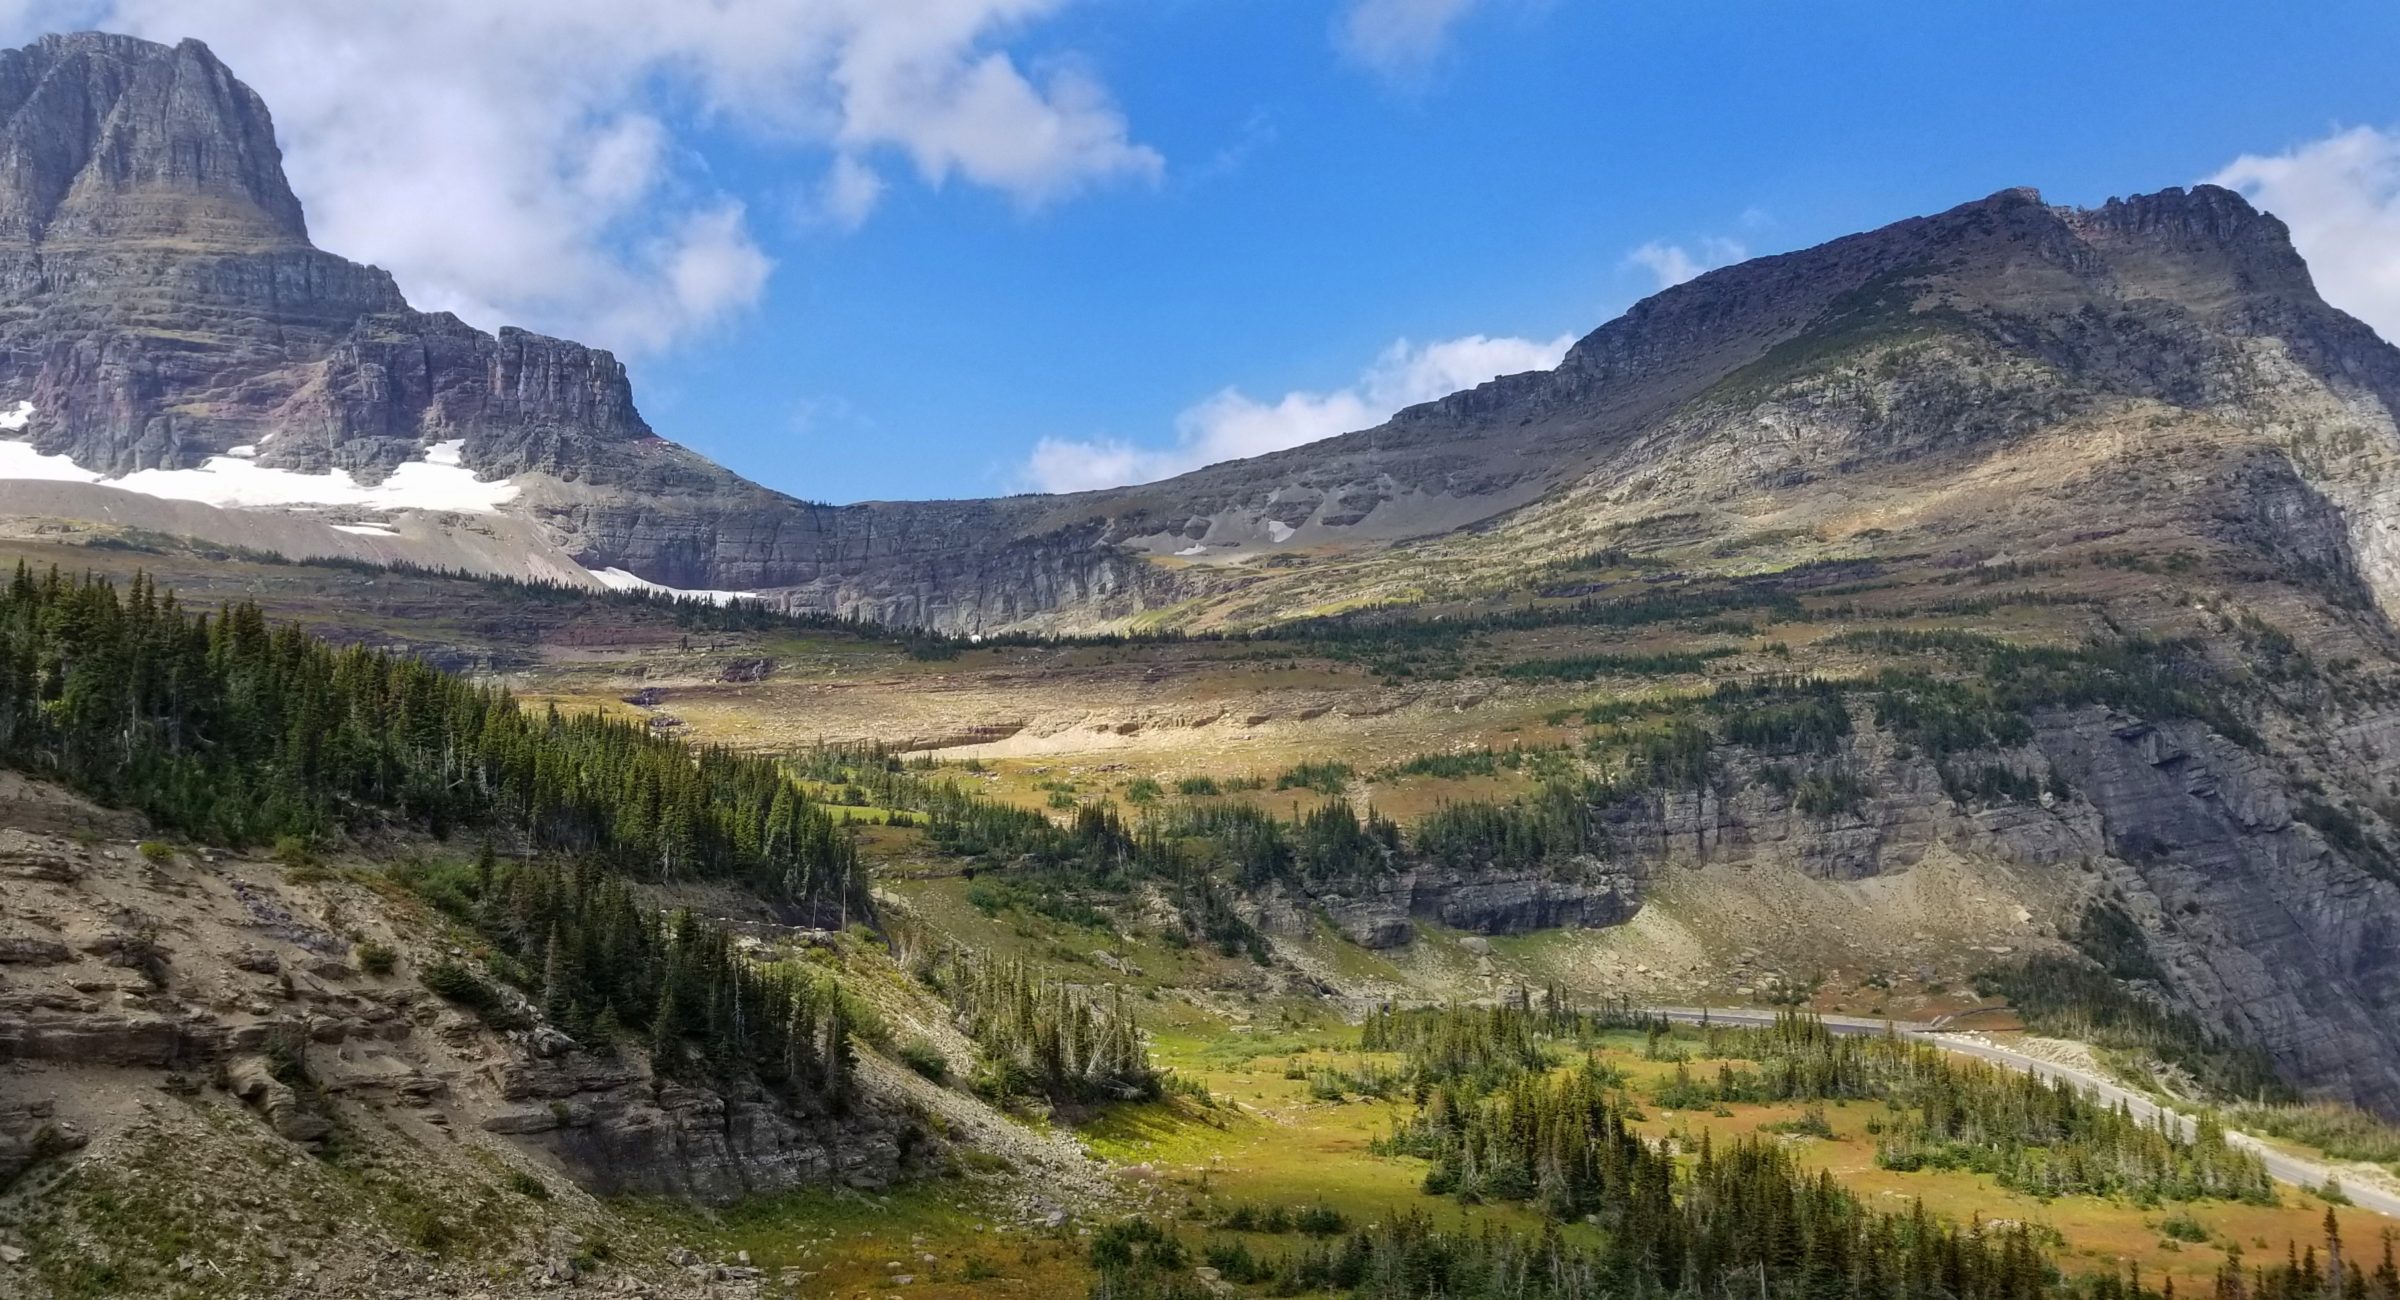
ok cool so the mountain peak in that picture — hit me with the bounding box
[0,28,306,249]
[0,29,666,492]
[0,30,2383,647]
[2070,182,2297,258]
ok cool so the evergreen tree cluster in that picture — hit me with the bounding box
[1873,1071,2272,1203]
[1373,1053,2060,1299]
[787,743,935,820]
[1285,801,1404,882]
[930,951,1157,1103]
[1360,1000,1554,1086]
[2212,1216,2399,1300]
[1713,676,1857,754]
[1413,780,1614,876]
[1358,989,1651,1089]
[0,567,866,924]
[922,786,1401,895]
[1656,1015,2274,1204]
[1844,631,2263,752]
[1101,1208,2400,1300]
[895,788,1369,957]
[409,853,855,1104]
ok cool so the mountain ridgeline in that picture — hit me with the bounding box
[5,34,2400,634]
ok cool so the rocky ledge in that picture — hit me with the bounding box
[0,823,920,1202]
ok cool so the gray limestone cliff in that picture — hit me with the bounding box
[0,32,1163,627]
[0,33,655,483]
[1271,701,2400,1115]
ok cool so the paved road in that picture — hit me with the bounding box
[1640,1006,2400,1221]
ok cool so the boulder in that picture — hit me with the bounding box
[0,936,71,965]
[224,1054,330,1145]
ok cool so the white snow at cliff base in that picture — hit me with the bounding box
[0,409,517,514]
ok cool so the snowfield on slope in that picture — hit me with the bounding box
[586,565,762,607]
[0,421,519,513]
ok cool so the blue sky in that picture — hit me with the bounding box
[17,1,2400,503]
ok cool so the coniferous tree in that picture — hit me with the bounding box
[0,566,869,925]
[932,950,1160,1104]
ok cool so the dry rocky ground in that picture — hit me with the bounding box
[0,775,1136,1299]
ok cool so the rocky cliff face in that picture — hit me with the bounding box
[527,484,1173,627]
[1273,700,2400,1114]
[0,32,660,486]
[2042,712,2400,1109]
[0,800,924,1207]
[0,31,1177,628]
[0,32,302,247]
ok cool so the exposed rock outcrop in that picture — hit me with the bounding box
[1301,862,1645,949]
[2038,712,2400,1111]
[0,1096,83,1186]
[488,1053,913,1202]
[0,34,653,484]
[0,818,919,1204]
[1273,703,2400,1114]
[224,1052,330,1144]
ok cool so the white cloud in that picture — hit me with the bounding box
[1186,109,1279,189]
[819,155,889,230]
[2212,125,2400,344]
[1023,437,1159,496]
[0,1,1160,355]
[1024,332,1573,493]
[1626,236,1749,291]
[595,203,776,357]
[1359,332,1574,407]
[1336,0,1484,77]
[836,48,1160,206]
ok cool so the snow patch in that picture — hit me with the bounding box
[330,523,401,537]
[1266,521,1296,544]
[424,439,465,467]
[111,456,519,513]
[1174,544,1207,557]
[0,437,98,482]
[226,445,258,458]
[587,566,760,607]
[0,401,31,431]
[0,430,517,514]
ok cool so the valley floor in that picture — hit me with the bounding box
[737,873,2400,1300]
[8,516,2400,1297]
